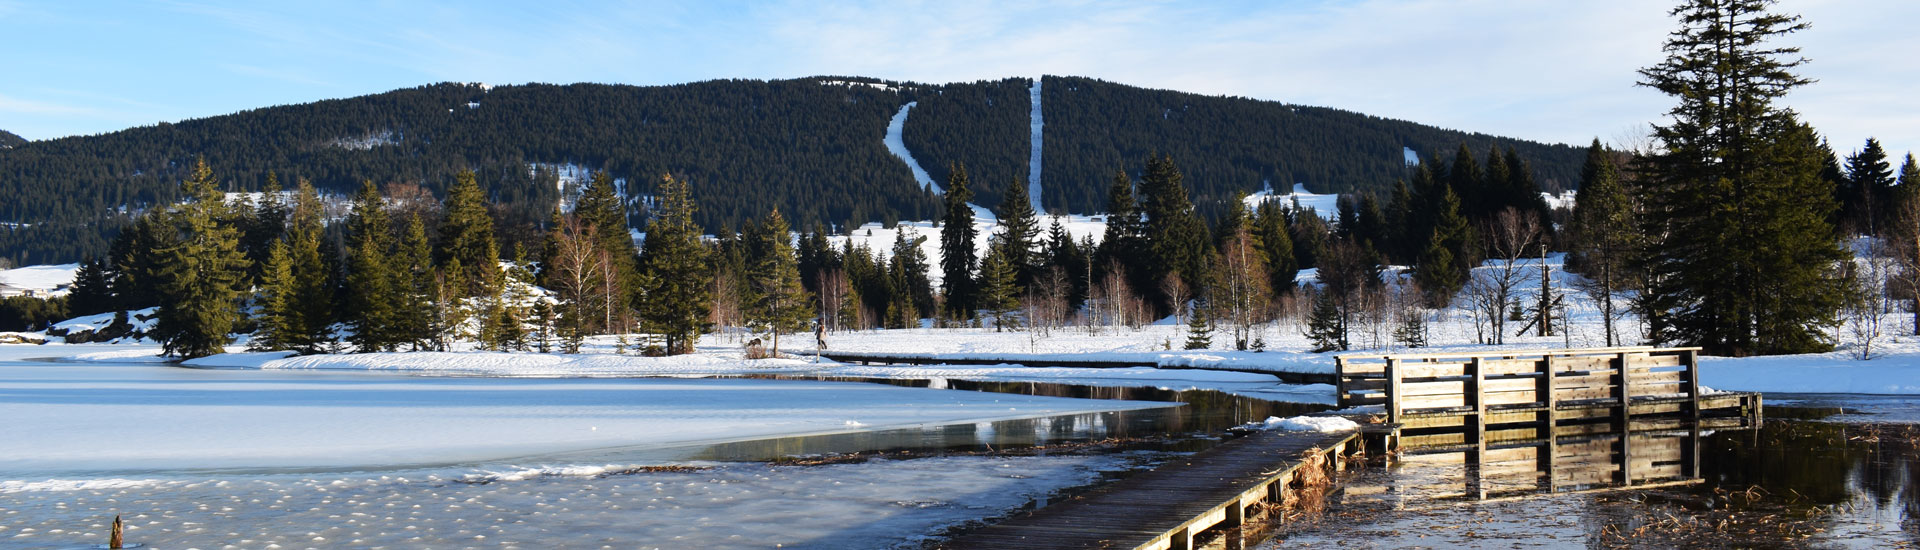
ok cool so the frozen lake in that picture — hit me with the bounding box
[0,345,1184,549]
[0,346,1172,477]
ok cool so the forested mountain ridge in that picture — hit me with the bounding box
[1040,76,1586,221]
[0,129,25,149]
[0,76,1585,265]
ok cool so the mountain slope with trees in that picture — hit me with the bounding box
[0,129,24,149]
[0,76,1586,264]
[1041,76,1586,221]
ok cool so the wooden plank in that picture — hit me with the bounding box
[940,430,1357,550]
[1630,353,1684,369]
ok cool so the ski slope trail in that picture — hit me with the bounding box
[884,101,940,194]
[1028,78,1044,212]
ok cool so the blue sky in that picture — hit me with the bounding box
[3,0,1916,159]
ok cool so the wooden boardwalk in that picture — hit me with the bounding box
[939,429,1357,550]
[811,350,1336,385]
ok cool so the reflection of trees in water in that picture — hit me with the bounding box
[704,375,1331,460]
[1588,422,1920,548]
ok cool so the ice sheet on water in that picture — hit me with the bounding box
[1,455,1149,549]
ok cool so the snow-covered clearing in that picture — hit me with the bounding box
[827,211,1105,288]
[1244,182,1339,219]
[0,262,77,295]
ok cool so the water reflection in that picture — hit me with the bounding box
[1270,420,1920,548]
[1388,428,1710,503]
[669,377,1333,462]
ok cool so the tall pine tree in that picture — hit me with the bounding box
[151,159,249,359]
[938,163,979,318]
[1636,0,1849,356]
[748,209,811,354]
[1138,154,1211,312]
[439,170,501,298]
[995,177,1042,289]
[1568,139,1637,347]
[638,174,713,355]
[343,180,402,352]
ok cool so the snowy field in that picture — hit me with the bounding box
[0,262,77,296]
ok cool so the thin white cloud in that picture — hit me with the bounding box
[0,93,103,117]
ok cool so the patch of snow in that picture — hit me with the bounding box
[1247,415,1360,433]
[1543,191,1575,211]
[1244,182,1339,220]
[0,263,78,295]
[326,129,398,151]
[1403,147,1420,165]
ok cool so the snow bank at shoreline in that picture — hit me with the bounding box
[1701,352,1920,394]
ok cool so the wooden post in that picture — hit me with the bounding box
[1617,351,1633,487]
[109,515,123,549]
[1335,356,1349,408]
[1540,356,1559,439]
[1614,352,1631,430]
[1684,349,1701,422]
[1470,357,1488,446]
[1386,357,1403,424]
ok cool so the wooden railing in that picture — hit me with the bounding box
[1335,347,1703,424]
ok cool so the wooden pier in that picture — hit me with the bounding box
[811,350,1336,385]
[1336,347,1761,449]
[939,428,1358,550]
[931,347,1762,549]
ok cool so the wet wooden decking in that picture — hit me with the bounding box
[811,350,1336,385]
[939,429,1357,550]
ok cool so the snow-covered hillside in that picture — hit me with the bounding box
[0,263,77,296]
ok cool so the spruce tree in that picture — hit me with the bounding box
[1304,291,1345,352]
[1098,170,1148,290]
[67,258,115,317]
[995,177,1042,288]
[637,174,713,355]
[1843,138,1896,235]
[1044,219,1089,308]
[890,228,936,318]
[748,209,810,354]
[1569,139,1635,346]
[975,244,1021,331]
[938,163,979,318]
[1412,183,1471,307]
[398,214,436,349]
[1184,298,1213,350]
[1636,0,1849,356]
[1139,154,1211,312]
[251,238,297,352]
[1252,201,1297,295]
[344,180,401,352]
[439,170,500,297]
[285,180,334,352]
[151,159,249,359]
[576,171,642,313]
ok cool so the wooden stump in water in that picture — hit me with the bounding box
[109,514,123,549]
